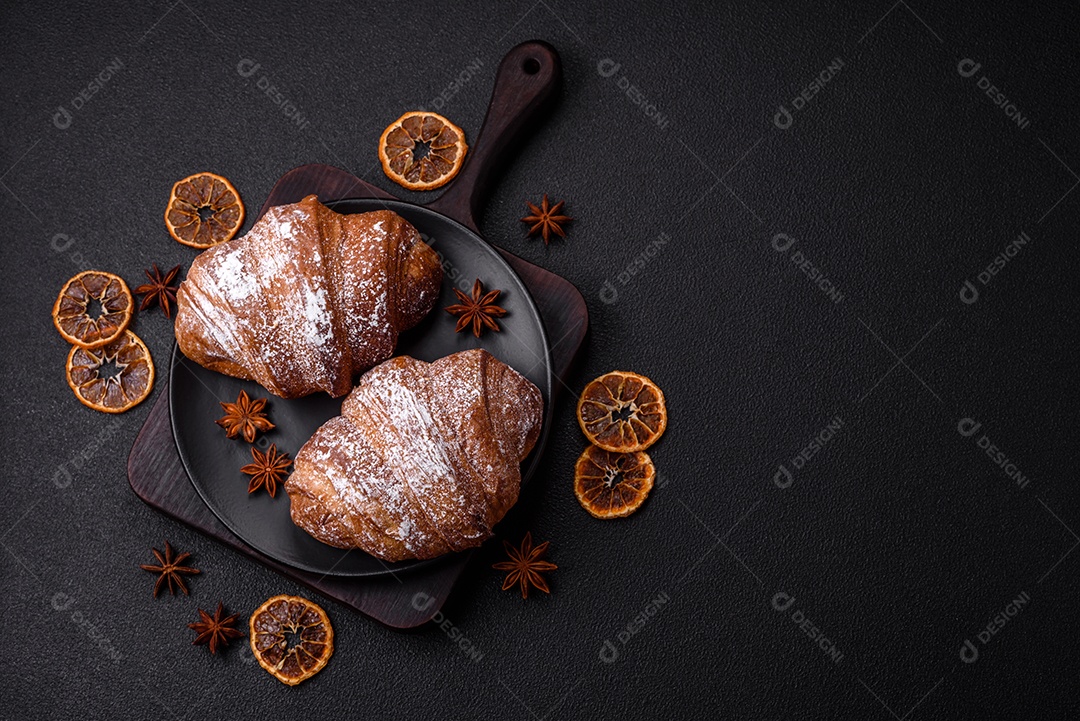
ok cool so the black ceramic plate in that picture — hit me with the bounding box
[170,198,553,577]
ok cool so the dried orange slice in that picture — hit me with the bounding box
[577,371,667,452]
[574,445,655,519]
[250,595,333,686]
[165,172,245,248]
[53,270,133,349]
[66,330,154,413]
[378,111,467,191]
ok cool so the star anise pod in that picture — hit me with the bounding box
[521,194,572,245]
[215,389,275,443]
[445,279,508,338]
[241,443,292,497]
[493,532,557,599]
[139,541,200,597]
[188,602,243,655]
[134,263,182,318]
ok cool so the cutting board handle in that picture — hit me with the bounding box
[425,40,561,232]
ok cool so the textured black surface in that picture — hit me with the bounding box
[2,2,1078,719]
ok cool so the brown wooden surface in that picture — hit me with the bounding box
[126,41,588,628]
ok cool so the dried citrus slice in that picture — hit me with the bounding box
[65,330,154,413]
[577,371,667,452]
[165,172,245,248]
[378,111,468,191]
[250,595,333,686]
[574,445,655,519]
[52,270,133,349]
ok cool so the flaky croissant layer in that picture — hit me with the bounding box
[175,195,442,398]
[286,349,544,561]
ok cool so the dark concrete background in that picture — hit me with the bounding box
[2,1,1078,718]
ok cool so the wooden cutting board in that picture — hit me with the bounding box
[126,42,588,627]
[125,254,582,626]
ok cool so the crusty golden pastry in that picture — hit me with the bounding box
[286,349,543,561]
[174,194,442,398]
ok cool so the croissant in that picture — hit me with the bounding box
[285,349,543,561]
[174,194,442,398]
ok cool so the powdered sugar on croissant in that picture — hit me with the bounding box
[175,194,442,398]
[286,349,544,561]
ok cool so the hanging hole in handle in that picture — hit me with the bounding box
[522,57,541,75]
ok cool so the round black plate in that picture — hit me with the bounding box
[170,199,553,577]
